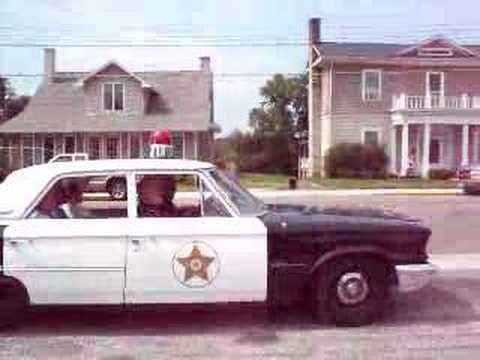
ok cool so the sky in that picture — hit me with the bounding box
[2,0,480,136]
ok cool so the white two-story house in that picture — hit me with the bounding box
[307,18,480,178]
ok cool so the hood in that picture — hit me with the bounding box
[262,203,431,263]
[267,203,421,223]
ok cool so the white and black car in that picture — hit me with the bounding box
[0,159,435,327]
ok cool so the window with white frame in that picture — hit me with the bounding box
[362,70,382,101]
[362,129,381,146]
[0,137,8,169]
[64,135,75,153]
[22,134,33,167]
[103,83,124,111]
[89,137,101,160]
[44,137,54,162]
[130,134,140,158]
[172,132,184,159]
[106,137,119,159]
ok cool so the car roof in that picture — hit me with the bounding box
[0,159,215,219]
[29,158,214,174]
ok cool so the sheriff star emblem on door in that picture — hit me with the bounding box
[172,242,220,288]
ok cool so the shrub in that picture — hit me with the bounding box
[325,143,389,178]
[464,181,480,195]
[0,168,8,183]
[428,168,455,180]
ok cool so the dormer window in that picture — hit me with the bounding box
[103,83,124,111]
[417,48,453,57]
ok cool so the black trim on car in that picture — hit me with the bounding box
[0,225,5,275]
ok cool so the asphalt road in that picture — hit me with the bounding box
[265,194,480,254]
[1,270,480,359]
[2,194,480,359]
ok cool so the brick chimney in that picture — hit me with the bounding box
[44,48,56,84]
[309,18,321,45]
[199,56,211,72]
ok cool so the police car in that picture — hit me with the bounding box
[0,159,435,327]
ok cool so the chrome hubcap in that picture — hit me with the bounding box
[111,183,126,199]
[336,272,369,305]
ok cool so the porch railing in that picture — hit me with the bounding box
[392,93,480,110]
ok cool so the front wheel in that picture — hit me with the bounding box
[313,258,388,326]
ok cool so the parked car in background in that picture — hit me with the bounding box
[48,153,126,200]
[48,153,89,163]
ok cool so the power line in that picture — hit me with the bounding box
[1,72,304,78]
[0,42,311,48]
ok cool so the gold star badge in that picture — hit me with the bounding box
[176,245,214,282]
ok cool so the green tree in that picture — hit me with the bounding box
[247,73,308,173]
[0,76,30,122]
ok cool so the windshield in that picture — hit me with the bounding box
[207,169,266,215]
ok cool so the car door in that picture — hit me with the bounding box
[125,172,268,304]
[3,175,129,305]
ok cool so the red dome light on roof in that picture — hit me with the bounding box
[151,130,171,145]
[150,130,173,158]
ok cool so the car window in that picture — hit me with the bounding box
[201,179,230,217]
[136,173,230,218]
[28,174,128,219]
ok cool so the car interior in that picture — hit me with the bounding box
[28,173,230,219]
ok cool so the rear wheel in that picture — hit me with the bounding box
[0,281,28,329]
[313,257,388,326]
[107,178,127,201]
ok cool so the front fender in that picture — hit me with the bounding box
[310,245,395,277]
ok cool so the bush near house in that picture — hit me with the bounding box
[464,181,480,195]
[428,168,455,180]
[325,143,389,178]
[0,168,7,183]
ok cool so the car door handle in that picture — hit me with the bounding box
[8,239,30,246]
[131,239,141,252]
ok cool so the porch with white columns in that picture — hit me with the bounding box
[462,124,470,167]
[396,122,472,178]
[421,123,431,178]
[390,126,397,174]
[400,123,409,176]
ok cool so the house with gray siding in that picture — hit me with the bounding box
[0,49,219,170]
[306,18,480,178]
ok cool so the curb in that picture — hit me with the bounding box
[250,188,462,197]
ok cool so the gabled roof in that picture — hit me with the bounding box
[75,60,152,88]
[396,36,477,57]
[316,36,480,67]
[0,67,216,133]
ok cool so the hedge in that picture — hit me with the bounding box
[428,168,455,180]
[325,143,389,178]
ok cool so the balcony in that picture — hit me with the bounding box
[392,94,480,111]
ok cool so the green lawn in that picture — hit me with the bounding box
[239,172,292,189]
[312,177,460,189]
[238,172,460,190]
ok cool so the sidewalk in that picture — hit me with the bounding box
[250,188,463,198]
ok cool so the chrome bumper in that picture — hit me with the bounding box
[395,263,437,293]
